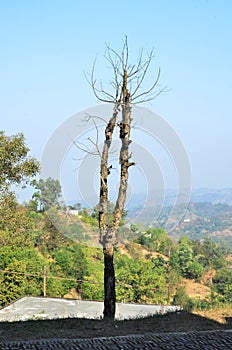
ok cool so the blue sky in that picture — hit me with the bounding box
[1,0,232,201]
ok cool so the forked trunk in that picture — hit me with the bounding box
[91,39,161,321]
[100,72,133,320]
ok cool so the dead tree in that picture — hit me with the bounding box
[90,37,164,319]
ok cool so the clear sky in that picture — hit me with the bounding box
[1,0,232,201]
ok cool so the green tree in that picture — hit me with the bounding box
[138,227,173,255]
[0,131,39,189]
[0,246,49,298]
[172,285,194,311]
[82,275,104,301]
[192,238,226,270]
[115,255,167,304]
[53,244,88,291]
[212,269,232,302]
[138,260,167,303]
[0,258,27,306]
[37,208,67,253]
[33,177,62,211]
[187,261,204,281]
[0,200,34,243]
[170,237,193,277]
[0,131,39,234]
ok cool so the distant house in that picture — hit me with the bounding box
[183,218,190,223]
[68,209,79,216]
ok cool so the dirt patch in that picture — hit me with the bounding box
[118,243,167,261]
[183,279,211,300]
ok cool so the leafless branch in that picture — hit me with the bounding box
[83,113,107,125]
[72,139,98,156]
[86,37,168,320]
[90,37,165,106]
[129,51,154,96]
[72,112,104,158]
[90,60,115,103]
[131,69,162,102]
[105,42,123,67]
[133,86,168,104]
[122,35,129,70]
[86,118,102,157]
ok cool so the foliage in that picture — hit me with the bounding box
[0,185,35,237]
[192,298,212,310]
[138,227,173,255]
[81,247,104,300]
[53,245,88,286]
[0,258,27,306]
[0,207,34,246]
[172,286,194,311]
[33,177,62,211]
[169,237,193,276]
[212,269,232,302]
[37,209,68,252]
[80,213,98,227]
[169,237,209,281]
[0,246,47,301]
[115,254,168,304]
[0,131,39,189]
[82,275,104,301]
[0,131,39,247]
[187,261,204,281]
[192,238,226,270]
[0,142,231,309]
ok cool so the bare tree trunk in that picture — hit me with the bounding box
[103,246,116,319]
[101,71,134,319]
[99,105,119,320]
[90,38,162,320]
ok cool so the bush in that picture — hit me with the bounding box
[193,299,211,310]
[187,261,204,281]
[172,286,194,312]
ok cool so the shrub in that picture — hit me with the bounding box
[172,286,194,312]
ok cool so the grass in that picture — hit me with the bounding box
[0,310,231,342]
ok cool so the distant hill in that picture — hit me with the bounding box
[68,189,232,246]
[68,188,232,210]
[190,188,232,205]
[126,189,232,246]
[167,202,232,245]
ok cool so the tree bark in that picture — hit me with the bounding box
[98,105,119,319]
[100,71,134,319]
[99,104,120,248]
[103,246,116,319]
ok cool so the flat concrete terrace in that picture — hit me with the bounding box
[0,296,180,322]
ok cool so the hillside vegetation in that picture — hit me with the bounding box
[0,131,231,315]
[0,198,232,315]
